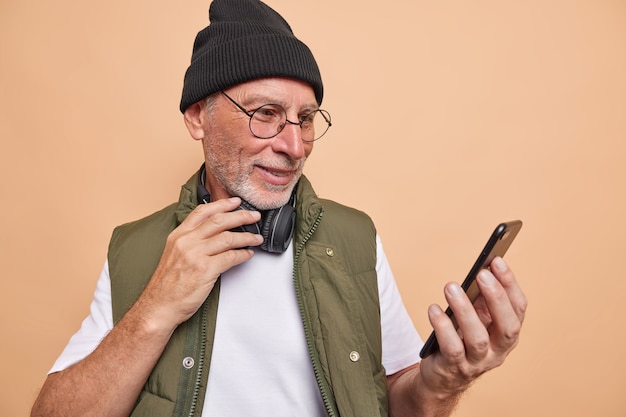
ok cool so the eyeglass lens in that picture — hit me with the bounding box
[249,104,331,141]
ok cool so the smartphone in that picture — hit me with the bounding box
[419,220,523,359]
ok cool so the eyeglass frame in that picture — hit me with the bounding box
[220,91,332,142]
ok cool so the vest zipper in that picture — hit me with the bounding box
[293,209,338,417]
[187,300,209,417]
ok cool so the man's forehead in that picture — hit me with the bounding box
[229,78,318,108]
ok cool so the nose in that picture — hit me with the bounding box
[272,121,306,159]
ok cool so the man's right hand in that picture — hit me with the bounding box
[141,196,264,330]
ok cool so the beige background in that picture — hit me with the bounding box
[1,0,625,416]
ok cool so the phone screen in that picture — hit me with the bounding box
[419,220,523,359]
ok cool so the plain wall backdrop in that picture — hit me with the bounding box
[1,0,625,415]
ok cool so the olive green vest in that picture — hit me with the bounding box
[108,171,388,417]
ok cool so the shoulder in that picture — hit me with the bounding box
[319,197,375,233]
[110,203,179,247]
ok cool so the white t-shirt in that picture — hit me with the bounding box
[51,235,422,416]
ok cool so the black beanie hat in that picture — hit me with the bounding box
[179,0,324,113]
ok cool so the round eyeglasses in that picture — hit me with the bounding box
[221,91,332,142]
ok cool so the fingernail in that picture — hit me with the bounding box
[493,256,507,272]
[478,269,496,285]
[429,304,443,316]
[447,283,463,297]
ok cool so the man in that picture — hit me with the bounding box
[31,1,526,416]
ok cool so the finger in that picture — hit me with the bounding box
[444,282,490,361]
[476,268,522,354]
[490,257,528,323]
[207,246,257,275]
[427,304,466,362]
[197,230,264,256]
[165,208,262,259]
[472,296,493,329]
[193,208,263,240]
[180,197,244,231]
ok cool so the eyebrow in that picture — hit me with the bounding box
[240,92,319,113]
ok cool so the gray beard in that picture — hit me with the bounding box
[206,154,305,210]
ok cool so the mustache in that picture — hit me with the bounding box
[253,156,306,171]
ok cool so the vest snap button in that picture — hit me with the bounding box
[182,356,195,369]
[349,351,360,362]
[326,247,334,257]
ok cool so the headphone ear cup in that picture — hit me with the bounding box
[261,204,296,253]
[229,198,295,253]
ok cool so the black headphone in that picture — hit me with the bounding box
[196,165,296,254]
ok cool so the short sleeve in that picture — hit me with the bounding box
[376,235,423,375]
[49,260,114,373]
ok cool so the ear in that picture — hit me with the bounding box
[183,102,206,141]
